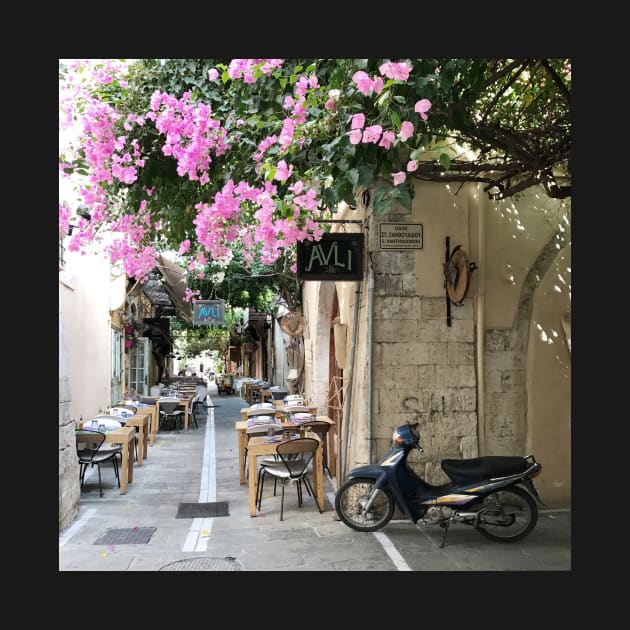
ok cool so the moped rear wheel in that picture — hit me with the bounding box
[335,477,395,532]
[475,485,538,543]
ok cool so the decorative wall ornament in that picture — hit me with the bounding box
[280,311,305,337]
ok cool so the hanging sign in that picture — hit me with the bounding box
[379,223,423,249]
[193,299,225,325]
[296,233,364,281]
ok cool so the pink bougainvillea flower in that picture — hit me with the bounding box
[351,113,365,130]
[290,263,297,273]
[208,68,219,81]
[392,171,407,185]
[351,70,372,95]
[178,239,191,254]
[398,120,414,141]
[379,130,395,150]
[407,160,418,172]
[379,61,412,81]
[283,95,295,109]
[370,76,384,94]
[349,129,362,145]
[275,159,293,182]
[324,97,336,111]
[362,125,382,144]
[414,99,432,120]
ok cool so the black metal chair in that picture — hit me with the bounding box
[255,437,320,520]
[76,429,121,497]
[157,397,185,432]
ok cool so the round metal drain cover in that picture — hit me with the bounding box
[159,557,242,571]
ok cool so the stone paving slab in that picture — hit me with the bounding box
[60,387,571,572]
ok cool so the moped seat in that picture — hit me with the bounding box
[441,456,530,485]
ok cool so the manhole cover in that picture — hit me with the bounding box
[159,557,242,571]
[176,501,229,518]
[94,527,156,545]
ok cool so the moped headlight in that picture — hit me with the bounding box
[393,428,404,444]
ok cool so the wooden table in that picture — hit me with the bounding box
[246,433,324,517]
[236,415,335,484]
[76,426,136,495]
[124,411,151,465]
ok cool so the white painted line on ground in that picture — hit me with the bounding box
[372,531,412,571]
[59,508,96,546]
[182,400,216,552]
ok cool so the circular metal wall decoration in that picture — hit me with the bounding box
[445,245,476,305]
[280,311,305,337]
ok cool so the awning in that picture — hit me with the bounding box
[140,254,193,325]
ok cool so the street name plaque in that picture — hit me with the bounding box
[379,223,424,249]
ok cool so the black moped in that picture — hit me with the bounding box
[335,422,544,547]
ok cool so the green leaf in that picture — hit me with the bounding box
[376,90,390,109]
[346,168,359,187]
[355,59,368,70]
[393,95,406,104]
[279,77,287,89]
[439,153,452,170]
[391,110,401,131]
[357,165,374,187]
[221,70,229,84]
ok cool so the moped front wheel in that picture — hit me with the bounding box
[335,477,395,532]
[475,485,538,543]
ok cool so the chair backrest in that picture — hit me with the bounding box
[276,438,318,477]
[150,385,162,396]
[195,385,209,398]
[158,398,182,414]
[75,429,106,460]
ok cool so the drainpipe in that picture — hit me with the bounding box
[341,280,362,480]
[476,203,486,456]
[366,264,374,463]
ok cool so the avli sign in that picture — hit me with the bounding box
[297,233,364,281]
[193,299,225,326]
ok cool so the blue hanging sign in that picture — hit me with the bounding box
[193,300,225,325]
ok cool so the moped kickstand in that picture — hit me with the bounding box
[439,521,450,548]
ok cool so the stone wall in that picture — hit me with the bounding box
[371,249,478,485]
[59,298,80,532]
[59,374,79,531]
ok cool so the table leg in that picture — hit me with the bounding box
[142,420,148,460]
[127,438,134,484]
[136,422,144,466]
[238,430,247,485]
[150,405,158,446]
[314,443,324,512]
[120,441,129,494]
[184,402,189,431]
[327,428,336,477]
[248,453,259,516]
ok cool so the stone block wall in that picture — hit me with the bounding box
[59,375,80,531]
[371,249,478,485]
[483,328,527,455]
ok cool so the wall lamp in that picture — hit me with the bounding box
[67,206,92,236]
